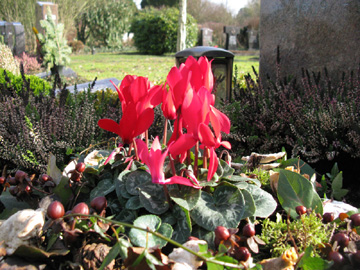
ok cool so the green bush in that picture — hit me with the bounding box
[130,7,198,55]
[0,68,51,96]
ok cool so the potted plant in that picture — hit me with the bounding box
[36,7,72,75]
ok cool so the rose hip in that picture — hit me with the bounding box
[234,246,251,262]
[323,212,334,224]
[295,205,307,216]
[72,202,89,217]
[215,226,230,241]
[90,196,107,213]
[242,223,256,237]
[350,213,360,227]
[47,201,65,220]
[75,162,86,173]
[332,232,349,248]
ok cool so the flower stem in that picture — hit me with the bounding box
[132,139,139,160]
[163,120,168,145]
[194,142,199,178]
[204,146,208,169]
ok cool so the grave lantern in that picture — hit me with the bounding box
[175,46,234,105]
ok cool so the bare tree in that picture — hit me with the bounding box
[176,0,187,52]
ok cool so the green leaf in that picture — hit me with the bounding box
[169,186,201,211]
[244,184,277,218]
[126,170,152,195]
[129,215,173,248]
[115,170,132,199]
[53,176,72,205]
[115,209,137,223]
[190,186,247,231]
[297,247,332,270]
[90,178,115,201]
[171,205,191,244]
[219,159,235,178]
[277,169,323,218]
[138,182,169,215]
[125,196,143,210]
[193,226,215,250]
[239,188,256,218]
[331,172,348,200]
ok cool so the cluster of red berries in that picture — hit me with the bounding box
[0,170,57,200]
[46,196,108,247]
[214,223,261,263]
[68,162,86,183]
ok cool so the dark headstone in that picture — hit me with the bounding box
[260,0,360,83]
[0,21,25,56]
[223,26,240,51]
[200,28,213,46]
[12,22,25,56]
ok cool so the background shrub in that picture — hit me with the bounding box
[130,7,198,55]
[222,63,360,167]
[0,68,51,96]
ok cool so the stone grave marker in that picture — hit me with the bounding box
[223,26,240,51]
[0,21,25,56]
[260,0,360,83]
[36,1,58,34]
[200,28,213,46]
[13,22,25,56]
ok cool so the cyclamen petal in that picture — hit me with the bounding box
[162,176,201,189]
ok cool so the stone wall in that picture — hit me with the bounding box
[260,0,360,83]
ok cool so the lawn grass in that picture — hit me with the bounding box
[69,51,259,83]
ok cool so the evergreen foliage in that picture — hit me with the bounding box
[130,7,198,55]
[75,0,137,48]
[37,8,72,70]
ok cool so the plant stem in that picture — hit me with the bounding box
[163,120,168,145]
[194,142,199,178]
[204,146,208,169]
[132,138,139,160]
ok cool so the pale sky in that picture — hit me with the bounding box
[133,0,249,14]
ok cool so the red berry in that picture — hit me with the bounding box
[15,170,27,181]
[242,223,256,237]
[75,162,86,173]
[323,212,334,224]
[72,202,89,217]
[350,213,360,227]
[215,226,230,241]
[234,246,251,262]
[90,196,107,213]
[47,201,65,220]
[0,177,5,185]
[296,205,307,216]
[332,232,349,248]
[41,174,50,182]
[25,185,31,193]
[327,251,345,265]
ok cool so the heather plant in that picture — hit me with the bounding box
[0,70,121,173]
[222,62,360,167]
[0,44,19,75]
[14,52,41,74]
